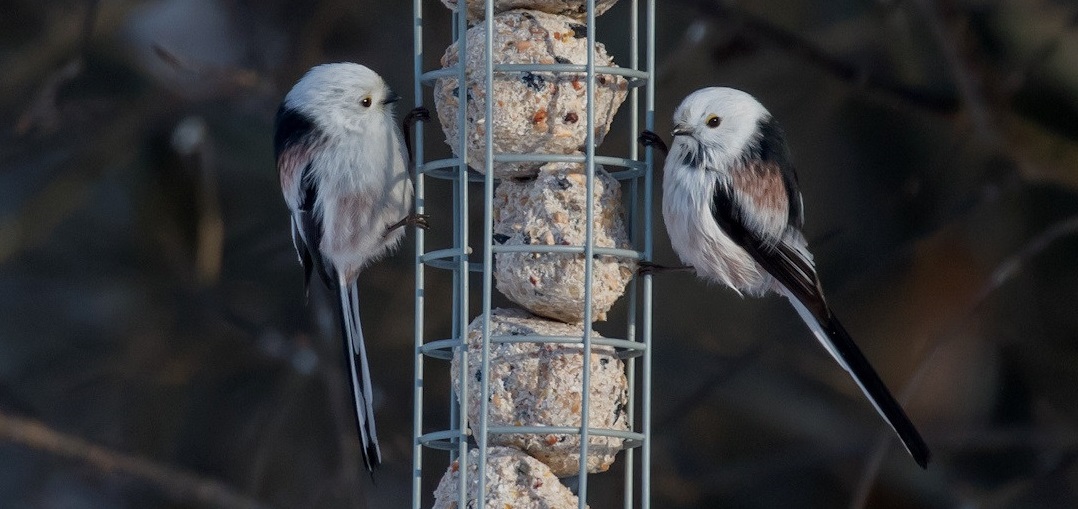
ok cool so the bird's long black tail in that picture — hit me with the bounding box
[785,294,931,469]
[338,281,382,471]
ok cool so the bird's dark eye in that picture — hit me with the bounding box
[706,115,721,128]
[361,97,372,108]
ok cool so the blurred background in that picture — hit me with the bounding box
[2,0,1077,507]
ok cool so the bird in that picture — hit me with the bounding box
[640,87,930,468]
[274,63,427,471]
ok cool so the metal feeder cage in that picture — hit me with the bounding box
[411,1,657,507]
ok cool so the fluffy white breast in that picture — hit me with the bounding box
[662,87,776,295]
[313,123,412,279]
[661,161,769,295]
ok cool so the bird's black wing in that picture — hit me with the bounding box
[713,182,930,468]
[275,105,334,292]
[710,119,930,468]
[294,165,335,292]
[748,116,803,228]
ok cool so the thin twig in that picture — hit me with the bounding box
[677,0,960,113]
[0,409,274,509]
[79,0,100,59]
[849,215,1078,507]
[1002,8,1078,95]
[244,369,309,495]
[311,288,367,508]
[13,0,99,135]
[849,339,940,509]
[151,43,261,92]
[319,350,367,504]
[977,215,1078,304]
[908,0,998,142]
[14,59,83,134]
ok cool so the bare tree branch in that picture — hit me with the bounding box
[979,215,1078,302]
[1003,7,1078,94]
[850,214,1078,507]
[14,59,83,135]
[850,338,941,509]
[909,0,999,142]
[79,0,100,58]
[0,409,274,509]
[676,0,961,113]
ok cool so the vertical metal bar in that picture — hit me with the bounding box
[624,0,641,506]
[448,178,461,458]
[577,0,597,506]
[475,0,496,506]
[411,1,426,507]
[454,6,471,509]
[640,2,657,507]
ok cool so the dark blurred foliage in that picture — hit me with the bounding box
[1,0,1077,508]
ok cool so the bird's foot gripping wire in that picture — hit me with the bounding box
[637,261,693,276]
[403,106,430,127]
[402,106,430,156]
[384,213,430,236]
[638,129,669,156]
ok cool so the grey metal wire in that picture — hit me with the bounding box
[412,1,657,507]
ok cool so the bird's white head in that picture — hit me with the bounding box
[669,87,770,172]
[283,63,399,135]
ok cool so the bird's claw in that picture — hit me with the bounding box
[403,107,430,158]
[404,107,430,128]
[412,213,430,230]
[637,261,661,276]
[638,130,669,156]
[637,261,691,276]
[384,213,430,237]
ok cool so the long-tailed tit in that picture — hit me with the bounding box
[642,87,930,468]
[275,63,426,471]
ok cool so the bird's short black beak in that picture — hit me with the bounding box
[383,92,401,105]
[671,124,693,137]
